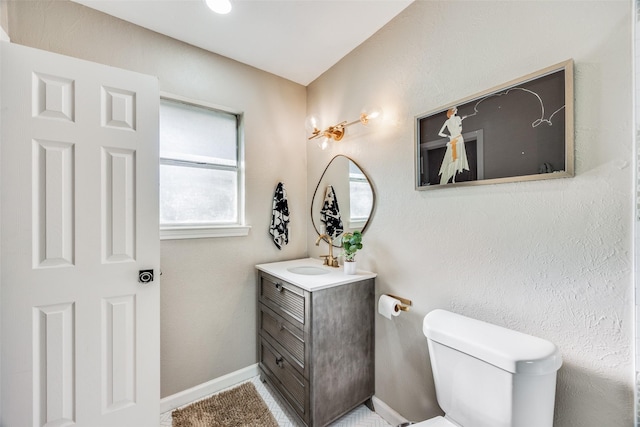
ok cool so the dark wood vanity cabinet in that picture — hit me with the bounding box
[257,270,375,427]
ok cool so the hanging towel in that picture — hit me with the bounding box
[269,182,290,250]
[320,185,343,239]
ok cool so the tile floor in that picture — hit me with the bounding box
[160,376,392,427]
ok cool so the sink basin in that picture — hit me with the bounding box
[287,266,330,276]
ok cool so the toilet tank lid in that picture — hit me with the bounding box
[423,309,562,375]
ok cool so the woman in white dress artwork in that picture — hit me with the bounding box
[438,106,470,184]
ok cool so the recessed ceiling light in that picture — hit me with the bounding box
[204,0,232,15]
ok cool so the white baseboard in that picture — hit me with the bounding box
[160,363,259,413]
[371,395,410,427]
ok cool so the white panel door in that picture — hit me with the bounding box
[1,42,160,427]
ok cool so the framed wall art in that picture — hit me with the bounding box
[415,59,574,190]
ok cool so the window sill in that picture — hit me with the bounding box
[160,225,251,240]
[348,219,367,229]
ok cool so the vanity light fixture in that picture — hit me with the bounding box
[305,106,383,150]
[205,0,232,14]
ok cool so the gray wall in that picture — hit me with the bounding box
[4,0,308,398]
[307,1,633,426]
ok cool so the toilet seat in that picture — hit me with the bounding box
[412,416,459,427]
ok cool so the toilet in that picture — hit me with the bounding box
[416,309,562,427]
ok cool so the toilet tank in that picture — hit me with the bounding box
[423,310,562,427]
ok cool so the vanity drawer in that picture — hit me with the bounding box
[259,304,305,374]
[260,338,309,423]
[259,273,307,326]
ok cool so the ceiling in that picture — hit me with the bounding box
[73,0,414,86]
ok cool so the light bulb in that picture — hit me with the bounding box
[360,106,383,125]
[205,0,232,14]
[305,114,320,134]
[317,137,329,150]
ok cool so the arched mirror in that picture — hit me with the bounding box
[311,155,376,247]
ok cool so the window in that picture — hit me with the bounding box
[349,161,373,226]
[159,96,247,239]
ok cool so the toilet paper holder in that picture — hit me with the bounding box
[386,294,412,312]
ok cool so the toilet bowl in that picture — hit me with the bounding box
[415,309,562,427]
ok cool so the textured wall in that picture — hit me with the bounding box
[307,1,634,426]
[6,0,308,397]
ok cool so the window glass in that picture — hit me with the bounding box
[160,165,237,224]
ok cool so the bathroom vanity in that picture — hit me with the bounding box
[255,258,376,427]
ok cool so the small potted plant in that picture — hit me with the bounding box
[341,230,363,275]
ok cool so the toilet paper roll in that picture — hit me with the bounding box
[378,294,401,320]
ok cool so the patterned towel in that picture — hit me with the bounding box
[269,182,289,250]
[320,185,343,239]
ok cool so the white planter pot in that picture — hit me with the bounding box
[344,261,357,275]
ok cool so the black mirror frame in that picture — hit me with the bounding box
[310,155,376,248]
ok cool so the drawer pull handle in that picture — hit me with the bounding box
[279,323,285,331]
[275,356,284,368]
[274,282,284,292]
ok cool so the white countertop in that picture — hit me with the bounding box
[256,257,377,292]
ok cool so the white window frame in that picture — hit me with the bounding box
[159,92,249,240]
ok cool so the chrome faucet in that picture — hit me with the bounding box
[315,234,339,267]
